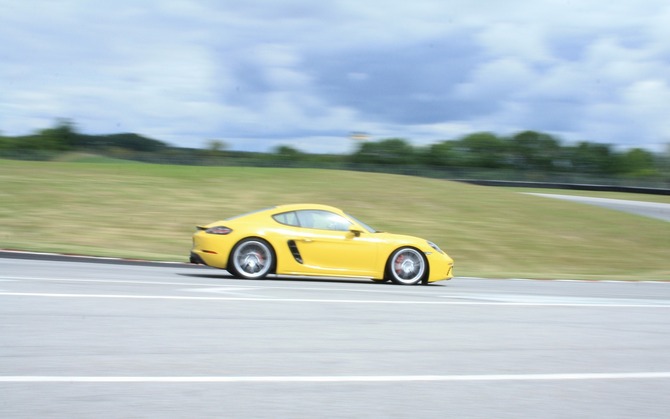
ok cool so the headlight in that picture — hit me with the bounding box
[427,241,444,254]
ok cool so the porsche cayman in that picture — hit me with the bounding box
[190,204,454,285]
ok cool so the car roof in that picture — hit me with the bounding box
[272,203,343,213]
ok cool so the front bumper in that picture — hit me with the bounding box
[425,252,454,283]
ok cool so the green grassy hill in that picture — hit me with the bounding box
[1,159,668,280]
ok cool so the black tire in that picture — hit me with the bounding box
[386,247,426,285]
[228,238,274,279]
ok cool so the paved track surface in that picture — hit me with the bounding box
[526,193,670,222]
[2,256,670,418]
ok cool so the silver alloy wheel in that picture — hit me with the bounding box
[231,239,273,279]
[388,247,426,285]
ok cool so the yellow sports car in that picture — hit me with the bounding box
[190,204,454,285]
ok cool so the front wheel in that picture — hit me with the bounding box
[229,238,274,279]
[386,247,426,285]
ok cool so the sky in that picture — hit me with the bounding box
[2,0,669,154]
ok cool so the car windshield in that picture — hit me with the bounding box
[345,213,377,233]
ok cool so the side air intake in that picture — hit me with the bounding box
[287,240,303,264]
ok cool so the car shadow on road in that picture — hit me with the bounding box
[178,272,447,286]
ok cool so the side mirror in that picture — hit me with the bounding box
[349,227,363,237]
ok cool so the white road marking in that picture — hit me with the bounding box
[4,273,669,287]
[444,292,670,306]
[0,276,233,288]
[186,287,262,293]
[1,291,669,307]
[0,275,453,296]
[2,372,670,383]
[183,287,268,298]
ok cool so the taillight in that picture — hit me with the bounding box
[205,226,233,235]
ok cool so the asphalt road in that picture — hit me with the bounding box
[2,256,670,418]
[525,193,670,222]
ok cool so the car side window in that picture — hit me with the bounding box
[296,210,352,231]
[272,211,300,227]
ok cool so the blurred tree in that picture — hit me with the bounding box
[567,142,618,174]
[103,133,167,152]
[207,139,228,153]
[456,132,507,168]
[421,141,459,167]
[509,131,561,171]
[36,118,77,151]
[205,139,228,162]
[620,148,656,176]
[1,118,666,183]
[274,145,304,163]
[352,138,416,165]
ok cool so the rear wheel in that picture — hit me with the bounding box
[229,238,274,279]
[386,247,426,285]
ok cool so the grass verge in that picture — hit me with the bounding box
[1,159,668,280]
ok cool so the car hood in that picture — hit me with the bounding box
[373,231,429,248]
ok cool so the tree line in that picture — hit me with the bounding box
[1,120,668,183]
[352,133,665,177]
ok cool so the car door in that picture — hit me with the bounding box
[288,210,380,277]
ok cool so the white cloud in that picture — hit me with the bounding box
[1,0,670,152]
[620,79,670,149]
[454,58,538,100]
[476,23,553,63]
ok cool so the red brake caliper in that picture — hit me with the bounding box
[395,254,404,275]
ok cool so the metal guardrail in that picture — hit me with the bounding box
[454,180,670,195]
